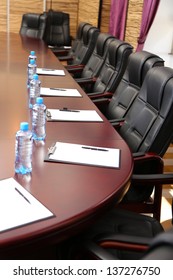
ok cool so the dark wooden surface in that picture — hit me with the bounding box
[0,33,133,258]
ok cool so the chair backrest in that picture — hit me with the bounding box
[119,66,173,156]
[105,51,164,120]
[90,38,133,93]
[43,10,71,46]
[68,22,92,58]
[68,25,100,66]
[80,33,115,79]
[19,13,47,39]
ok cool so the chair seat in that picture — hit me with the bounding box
[67,208,164,260]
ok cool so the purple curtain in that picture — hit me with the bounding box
[136,0,160,51]
[109,0,129,40]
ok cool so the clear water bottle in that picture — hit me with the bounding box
[29,74,41,109]
[15,122,33,174]
[27,59,37,88]
[32,97,46,141]
[28,50,37,64]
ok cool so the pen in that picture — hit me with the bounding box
[59,108,80,112]
[15,187,31,204]
[50,88,66,91]
[42,68,56,71]
[82,146,108,152]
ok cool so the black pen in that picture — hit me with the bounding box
[15,187,31,204]
[42,68,56,71]
[50,88,66,91]
[59,108,80,112]
[82,146,108,152]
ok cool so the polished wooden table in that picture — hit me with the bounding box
[0,33,133,258]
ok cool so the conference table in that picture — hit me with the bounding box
[0,32,133,259]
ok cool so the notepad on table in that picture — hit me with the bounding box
[0,178,54,233]
[37,68,65,76]
[40,87,82,97]
[45,141,120,168]
[46,108,103,122]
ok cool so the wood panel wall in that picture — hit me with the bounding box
[0,0,144,49]
[125,0,144,50]
[78,0,100,27]
[0,0,7,32]
[100,0,144,50]
[9,0,44,33]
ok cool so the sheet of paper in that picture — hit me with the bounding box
[37,68,65,76]
[46,109,103,122]
[40,87,82,97]
[47,142,120,168]
[0,178,54,233]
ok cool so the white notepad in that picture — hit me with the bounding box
[40,87,82,97]
[37,68,65,76]
[46,142,120,168]
[0,178,54,233]
[46,108,103,122]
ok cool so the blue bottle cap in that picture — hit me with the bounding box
[33,74,39,80]
[20,122,29,131]
[30,51,35,55]
[36,97,43,104]
[30,59,35,64]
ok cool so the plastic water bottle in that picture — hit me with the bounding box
[27,59,37,88]
[29,74,41,108]
[28,50,37,63]
[32,97,46,141]
[15,122,33,174]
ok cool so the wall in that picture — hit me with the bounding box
[144,0,173,54]
[0,0,144,50]
[125,0,143,50]
[0,0,101,38]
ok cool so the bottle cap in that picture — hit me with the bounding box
[33,74,39,80]
[30,51,35,56]
[36,97,43,104]
[30,59,36,65]
[20,122,29,131]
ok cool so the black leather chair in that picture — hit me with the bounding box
[74,37,133,94]
[113,66,173,221]
[93,51,164,120]
[72,211,173,260]
[66,168,173,260]
[67,33,115,78]
[43,10,71,47]
[19,13,47,39]
[52,22,92,57]
[58,24,99,66]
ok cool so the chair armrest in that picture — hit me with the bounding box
[109,118,125,123]
[131,173,173,185]
[133,152,162,161]
[82,241,117,260]
[51,48,70,57]
[132,152,164,176]
[82,233,151,259]
[96,233,151,251]
[65,64,85,74]
[93,98,110,105]
[88,91,113,99]
[75,77,97,86]
[58,55,74,62]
